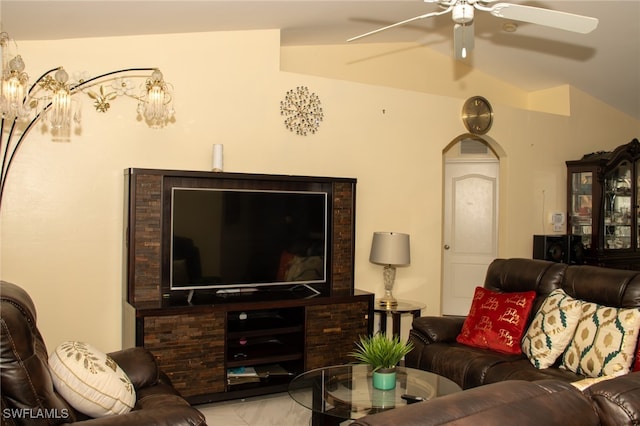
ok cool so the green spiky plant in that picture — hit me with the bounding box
[349,333,414,372]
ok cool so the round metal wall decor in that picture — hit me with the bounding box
[280,86,324,136]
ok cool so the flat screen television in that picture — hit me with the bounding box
[169,187,328,297]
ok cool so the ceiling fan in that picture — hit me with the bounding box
[348,0,599,60]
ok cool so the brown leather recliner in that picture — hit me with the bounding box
[350,372,640,425]
[349,378,601,426]
[0,281,206,426]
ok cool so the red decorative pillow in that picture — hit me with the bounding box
[456,287,536,355]
[633,337,640,372]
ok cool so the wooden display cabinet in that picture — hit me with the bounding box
[566,139,640,269]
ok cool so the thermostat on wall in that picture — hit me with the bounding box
[551,212,565,232]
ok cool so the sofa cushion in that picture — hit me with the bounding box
[416,341,523,389]
[482,357,583,384]
[49,341,136,417]
[562,303,640,377]
[456,287,536,355]
[521,289,583,368]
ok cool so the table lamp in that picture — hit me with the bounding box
[369,232,410,308]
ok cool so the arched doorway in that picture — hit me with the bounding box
[441,136,502,315]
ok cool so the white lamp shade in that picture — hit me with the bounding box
[369,232,410,266]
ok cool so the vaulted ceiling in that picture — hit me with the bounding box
[2,1,639,119]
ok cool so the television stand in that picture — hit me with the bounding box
[124,169,364,402]
[130,291,374,404]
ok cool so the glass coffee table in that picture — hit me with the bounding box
[288,364,462,425]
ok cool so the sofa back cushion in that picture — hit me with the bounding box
[562,265,640,309]
[0,281,77,425]
[483,258,567,316]
[484,259,640,314]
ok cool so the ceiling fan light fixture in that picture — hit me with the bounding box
[454,22,474,60]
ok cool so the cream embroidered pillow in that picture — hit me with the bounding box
[521,289,583,368]
[561,303,640,378]
[49,341,136,417]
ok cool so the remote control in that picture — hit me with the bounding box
[401,394,424,404]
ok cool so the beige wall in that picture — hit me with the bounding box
[1,30,638,353]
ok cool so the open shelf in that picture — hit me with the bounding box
[226,307,305,391]
[226,360,302,393]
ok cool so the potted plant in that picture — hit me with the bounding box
[349,333,414,390]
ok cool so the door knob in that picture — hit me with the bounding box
[444,244,450,250]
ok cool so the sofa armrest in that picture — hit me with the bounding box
[411,316,466,344]
[72,384,206,426]
[583,371,640,426]
[71,403,206,426]
[350,380,599,426]
[108,347,160,390]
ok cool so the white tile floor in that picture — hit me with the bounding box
[196,392,312,426]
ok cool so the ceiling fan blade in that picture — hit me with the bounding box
[347,7,452,42]
[454,23,475,60]
[489,3,598,34]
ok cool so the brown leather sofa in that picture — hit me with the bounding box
[350,371,640,425]
[0,280,206,426]
[405,258,640,388]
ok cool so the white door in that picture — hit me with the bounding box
[442,158,499,316]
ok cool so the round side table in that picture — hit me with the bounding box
[374,300,425,339]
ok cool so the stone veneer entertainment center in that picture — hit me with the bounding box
[122,168,374,404]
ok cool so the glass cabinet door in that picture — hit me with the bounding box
[637,161,640,249]
[604,161,632,249]
[570,171,593,249]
